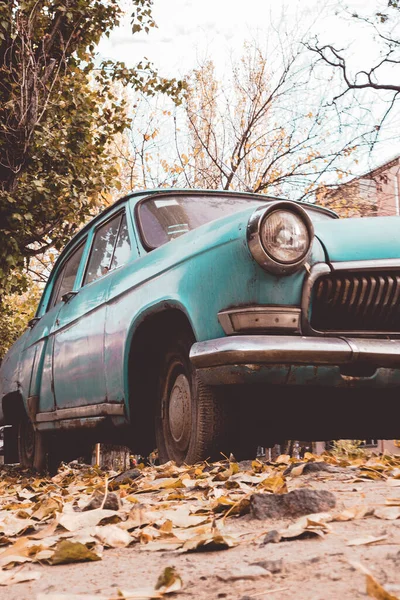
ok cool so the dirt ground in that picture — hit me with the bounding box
[2,458,400,600]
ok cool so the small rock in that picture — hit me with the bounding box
[261,530,281,544]
[251,489,336,519]
[250,559,283,574]
[217,566,271,582]
[284,462,334,476]
[82,489,120,511]
[111,468,142,484]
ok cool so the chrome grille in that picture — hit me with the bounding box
[311,271,400,333]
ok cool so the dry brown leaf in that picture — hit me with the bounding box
[346,535,388,546]
[333,506,371,521]
[358,467,387,480]
[154,506,209,528]
[350,561,400,600]
[259,474,287,494]
[374,506,400,520]
[142,539,183,552]
[279,513,332,540]
[275,454,291,465]
[0,514,35,537]
[31,496,63,521]
[180,524,238,552]
[159,520,173,534]
[0,536,36,568]
[49,540,102,565]
[0,555,32,570]
[94,524,132,548]
[289,464,306,477]
[155,566,183,593]
[59,508,121,532]
[0,568,41,586]
[212,495,250,516]
[29,514,60,540]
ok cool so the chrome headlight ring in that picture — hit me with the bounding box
[247,201,314,275]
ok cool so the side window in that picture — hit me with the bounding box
[48,241,86,310]
[84,211,131,285]
[111,214,131,270]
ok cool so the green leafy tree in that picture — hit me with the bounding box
[0,0,184,299]
[0,0,184,357]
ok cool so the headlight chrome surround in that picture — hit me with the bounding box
[247,201,314,275]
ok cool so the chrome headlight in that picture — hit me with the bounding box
[247,201,314,275]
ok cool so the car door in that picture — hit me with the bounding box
[51,208,130,414]
[19,239,87,422]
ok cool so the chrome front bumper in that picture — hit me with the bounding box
[190,335,400,371]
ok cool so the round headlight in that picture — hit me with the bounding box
[260,209,309,264]
[247,201,314,275]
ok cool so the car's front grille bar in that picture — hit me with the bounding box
[311,271,400,333]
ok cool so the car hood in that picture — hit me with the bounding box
[312,215,400,263]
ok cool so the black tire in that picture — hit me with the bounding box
[3,425,19,464]
[155,330,256,464]
[18,411,47,471]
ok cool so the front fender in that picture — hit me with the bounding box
[104,210,326,416]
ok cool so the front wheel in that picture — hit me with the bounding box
[155,331,256,464]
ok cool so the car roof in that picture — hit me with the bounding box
[60,187,338,259]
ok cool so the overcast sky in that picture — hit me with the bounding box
[99,0,394,76]
[99,0,400,174]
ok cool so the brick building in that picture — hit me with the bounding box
[318,154,400,218]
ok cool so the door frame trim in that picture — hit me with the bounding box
[35,403,125,423]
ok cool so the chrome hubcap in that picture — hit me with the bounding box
[168,373,191,450]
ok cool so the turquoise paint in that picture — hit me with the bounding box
[313,215,400,262]
[1,189,400,430]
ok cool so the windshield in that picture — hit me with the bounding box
[138,194,333,249]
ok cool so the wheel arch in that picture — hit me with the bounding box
[2,391,25,425]
[124,303,196,455]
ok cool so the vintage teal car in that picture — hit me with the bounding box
[1,189,400,470]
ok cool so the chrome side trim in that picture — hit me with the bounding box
[218,306,301,335]
[190,335,400,369]
[36,403,125,423]
[247,201,314,276]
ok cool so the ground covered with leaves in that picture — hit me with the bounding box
[1,452,400,599]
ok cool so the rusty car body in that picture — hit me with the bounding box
[1,189,400,469]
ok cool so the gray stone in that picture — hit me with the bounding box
[82,489,120,511]
[250,559,283,574]
[111,468,142,484]
[261,530,281,544]
[250,488,336,519]
[283,462,334,476]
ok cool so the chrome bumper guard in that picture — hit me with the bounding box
[190,335,400,369]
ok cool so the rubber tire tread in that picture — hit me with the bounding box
[156,328,230,465]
